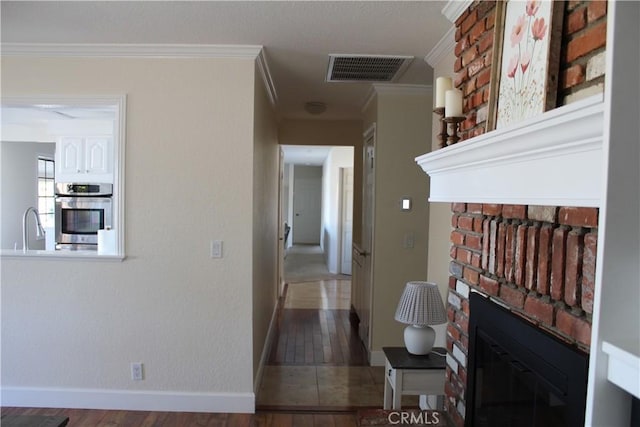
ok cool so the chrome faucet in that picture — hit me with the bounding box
[22,207,46,253]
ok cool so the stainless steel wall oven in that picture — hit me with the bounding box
[55,183,112,250]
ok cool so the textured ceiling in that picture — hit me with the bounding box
[1,1,451,121]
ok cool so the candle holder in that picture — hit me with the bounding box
[433,107,448,149]
[443,116,465,146]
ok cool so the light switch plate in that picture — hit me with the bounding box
[403,233,415,249]
[210,240,223,258]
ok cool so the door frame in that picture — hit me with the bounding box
[359,123,376,350]
[338,166,354,275]
[277,148,286,298]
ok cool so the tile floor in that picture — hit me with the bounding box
[283,280,351,309]
[257,277,418,409]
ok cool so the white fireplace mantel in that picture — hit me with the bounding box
[415,95,604,207]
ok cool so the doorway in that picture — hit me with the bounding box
[279,145,355,283]
[339,167,354,275]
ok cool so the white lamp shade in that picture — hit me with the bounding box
[394,281,447,326]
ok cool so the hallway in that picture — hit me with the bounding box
[283,244,350,283]
[257,245,418,410]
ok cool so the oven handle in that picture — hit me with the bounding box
[56,196,112,202]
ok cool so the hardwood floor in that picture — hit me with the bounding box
[255,279,410,410]
[1,407,359,427]
[267,308,367,366]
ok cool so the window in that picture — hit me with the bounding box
[37,157,55,229]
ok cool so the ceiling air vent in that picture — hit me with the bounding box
[326,54,414,83]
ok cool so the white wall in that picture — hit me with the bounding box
[321,147,354,274]
[1,141,55,250]
[0,55,269,412]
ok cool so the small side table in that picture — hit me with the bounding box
[383,346,446,410]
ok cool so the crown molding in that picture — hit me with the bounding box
[1,43,263,58]
[2,42,278,107]
[256,49,278,106]
[425,26,456,68]
[442,0,474,24]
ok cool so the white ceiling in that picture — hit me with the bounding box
[1,1,451,121]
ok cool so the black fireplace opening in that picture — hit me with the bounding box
[464,293,589,427]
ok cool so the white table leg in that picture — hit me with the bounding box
[384,375,392,410]
[393,370,403,410]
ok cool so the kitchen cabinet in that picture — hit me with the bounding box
[56,136,113,183]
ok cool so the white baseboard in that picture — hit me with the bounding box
[369,350,386,367]
[1,387,255,413]
[254,301,280,394]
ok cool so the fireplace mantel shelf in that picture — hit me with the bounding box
[416,95,604,207]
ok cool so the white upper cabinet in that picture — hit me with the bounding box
[84,137,110,175]
[56,136,113,183]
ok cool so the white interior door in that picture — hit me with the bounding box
[340,167,354,275]
[292,165,322,244]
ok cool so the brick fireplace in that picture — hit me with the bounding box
[445,203,596,426]
[437,1,608,426]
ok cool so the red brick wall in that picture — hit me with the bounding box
[444,2,607,426]
[455,0,607,141]
[446,204,598,423]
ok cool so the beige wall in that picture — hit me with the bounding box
[278,119,361,147]
[427,49,457,348]
[362,86,433,352]
[251,62,280,382]
[1,56,263,403]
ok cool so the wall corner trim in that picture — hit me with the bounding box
[369,350,386,367]
[442,0,474,24]
[2,42,277,108]
[1,43,263,59]
[425,27,456,68]
[361,84,433,113]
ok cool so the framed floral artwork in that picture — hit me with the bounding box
[487,0,564,130]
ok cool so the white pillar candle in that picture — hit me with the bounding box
[445,88,463,117]
[435,77,452,108]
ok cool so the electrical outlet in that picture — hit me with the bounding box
[131,362,143,381]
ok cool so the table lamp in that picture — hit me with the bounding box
[394,281,447,355]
